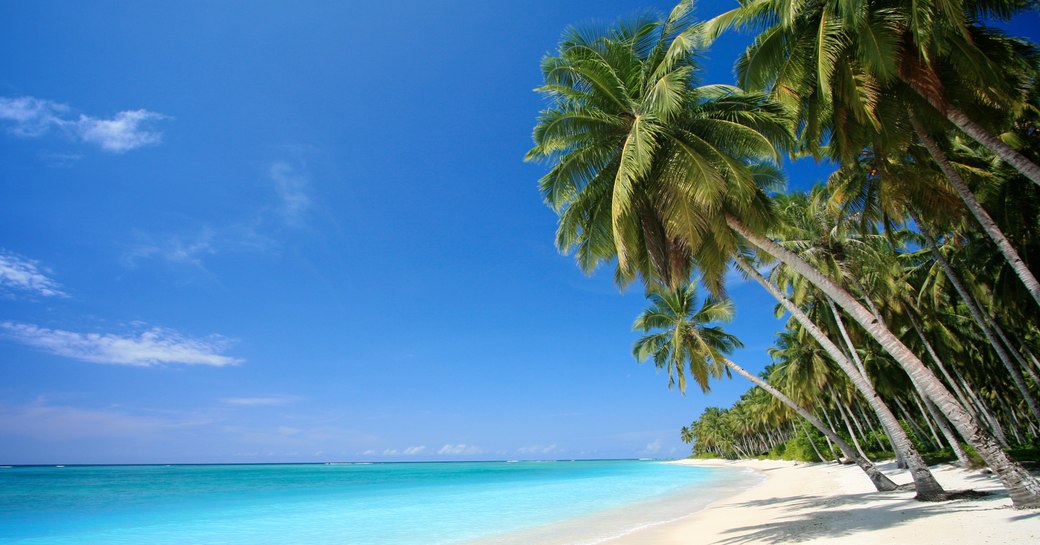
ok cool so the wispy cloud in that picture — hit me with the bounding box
[0,399,208,440]
[0,95,167,153]
[269,161,311,227]
[437,443,483,456]
[642,439,664,454]
[375,446,427,456]
[121,162,309,269]
[517,444,561,455]
[124,229,218,268]
[0,322,241,367]
[76,110,166,152]
[221,396,299,407]
[0,96,67,137]
[0,250,66,298]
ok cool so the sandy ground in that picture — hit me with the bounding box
[602,459,1040,545]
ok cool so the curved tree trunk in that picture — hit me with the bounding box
[802,423,827,462]
[721,357,899,492]
[923,394,973,467]
[735,257,946,500]
[919,226,1040,423]
[909,111,1040,309]
[901,73,1040,188]
[728,214,1040,509]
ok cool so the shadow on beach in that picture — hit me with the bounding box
[712,487,1020,545]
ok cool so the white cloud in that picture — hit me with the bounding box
[381,446,427,456]
[0,96,68,136]
[437,443,483,456]
[0,322,241,367]
[517,444,560,455]
[221,396,299,407]
[0,95,167,153]
[0,250,66,297]
[269,161,311,226]
[125,229,217,267]
[0,399,204,440]
[642,439,664,455]
[76,110,166,152]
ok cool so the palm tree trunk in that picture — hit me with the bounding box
[835,396,872,462]
[909,110,1040,309]
[846,399,872,448]
[944,105,1040,188]
[923,395,973,467]
[905,308,974,417]
[948,359,1011,448]
[728,214,1040,508]
[802,423,826,462]
[919,226,1040,422]
[735,256,946,499]
[902,77,1040,188]
[896,396,939,450]
[827,298,869,377]
[722,357,899,491]
[911,391,944,448]
[990,319,1040,389]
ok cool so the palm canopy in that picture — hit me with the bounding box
[632,283,742,394]
[527,0,792,291]
[700,0,1039,174]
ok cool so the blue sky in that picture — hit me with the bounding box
[1,1,1037,465]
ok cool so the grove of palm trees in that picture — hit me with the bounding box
[528,0,1040,509]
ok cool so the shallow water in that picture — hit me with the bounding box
[0,460,755,545]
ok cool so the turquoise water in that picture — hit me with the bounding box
[0,460,746,545]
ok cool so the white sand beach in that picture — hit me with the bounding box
[603,459,1040,544]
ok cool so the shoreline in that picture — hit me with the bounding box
[461,462,761,545]
[601,458,1040,544]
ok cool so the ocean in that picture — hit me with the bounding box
[0,460,756,545]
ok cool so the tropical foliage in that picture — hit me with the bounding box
[528,1,1040,508]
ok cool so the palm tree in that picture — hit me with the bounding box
[526,0,791,292]
[633,283,899,491]
[700,0,1040,307]
[691,1,1040,506]
[528,2,1040,506]
[738,253,948,499]
[700,0,1040,186]
[729,218,1040,508]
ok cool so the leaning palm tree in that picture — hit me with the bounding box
[699,0,1040,187]
[526,0,791,292]
[700,0,1040,308]
[633,283,899,491]
[692,1,1040,506]
[528,3,1040,506]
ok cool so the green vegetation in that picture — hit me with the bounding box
[528,1,1040,508]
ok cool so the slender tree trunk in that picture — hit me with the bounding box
[905,308,974,418]
[920,226,1040,422]
[909,110,1040,309]
[991,319,1040,389]
[836,397,872,461]
[945,105,1040,188]
[912,391,945,447]
[735,256,946,499]
[949,360,1011,448]
[728,215,1040,508]
[722,357,899,491]
[846,399,872,448]
[923,395,973,467]
[896,397,939,450]
[827,299,869,377]
[902,76,1040,188]
[802,423,826,462]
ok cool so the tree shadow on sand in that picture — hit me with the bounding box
[712,487,1013,544]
